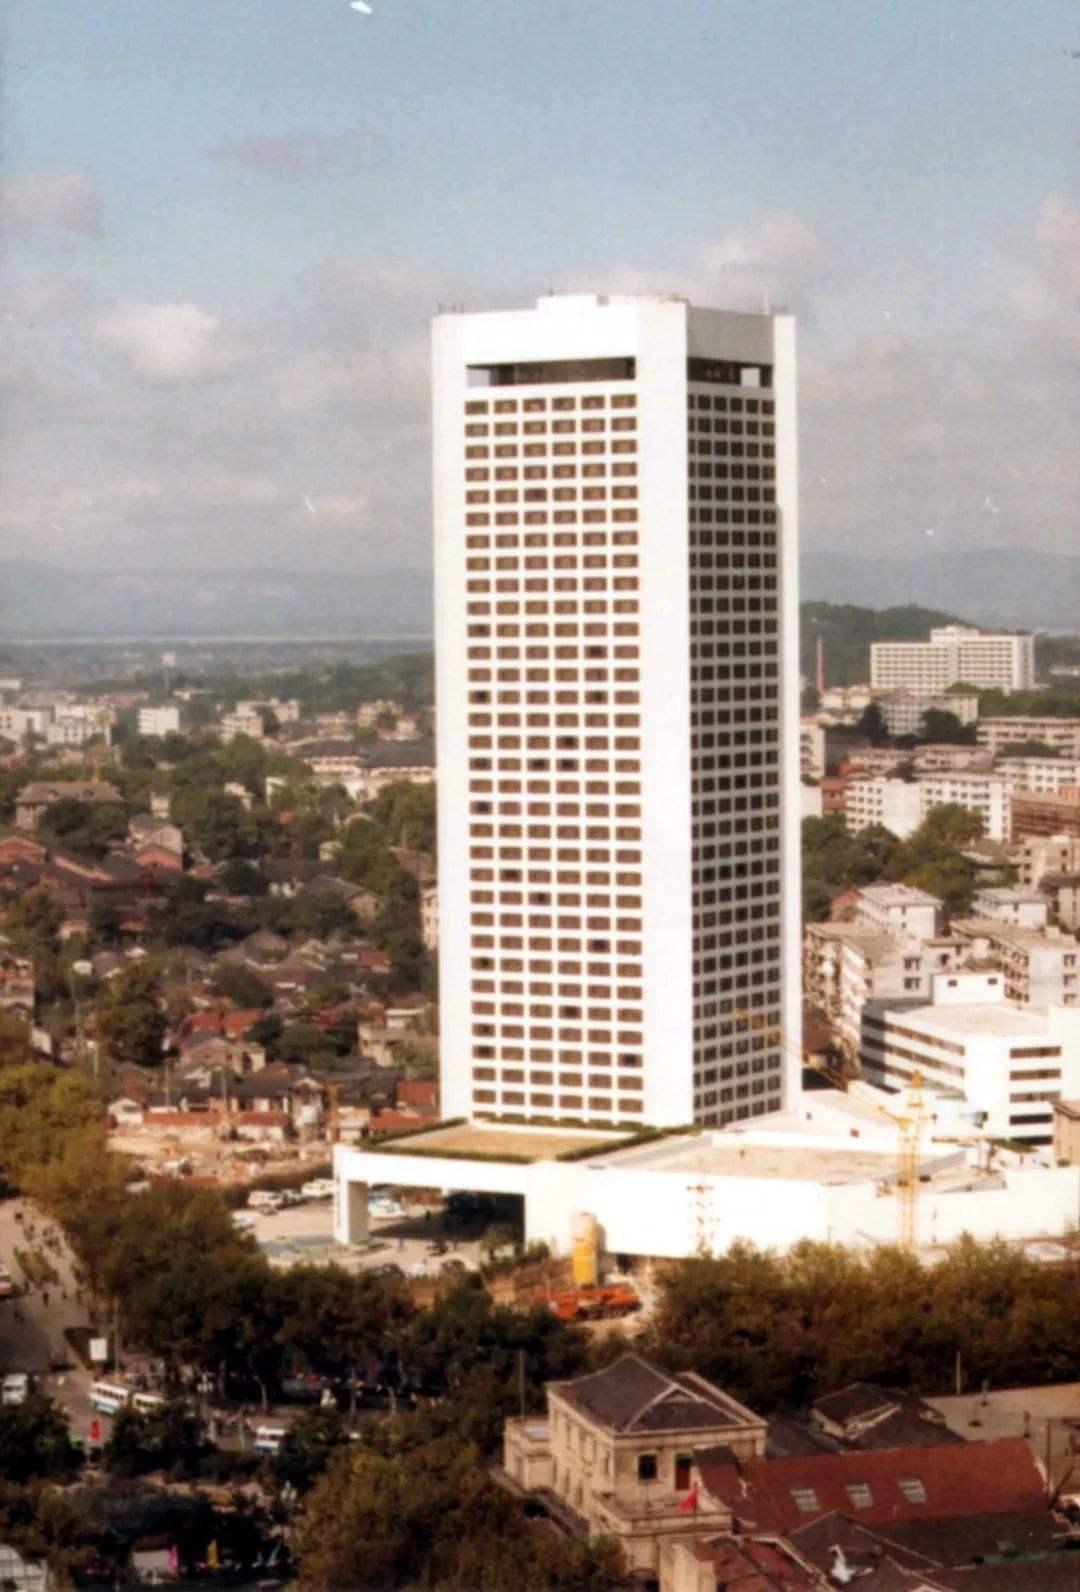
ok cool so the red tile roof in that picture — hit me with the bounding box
[396,1080,438,1108]
[690,1535,817,1588]
[696,1438,1045,1535]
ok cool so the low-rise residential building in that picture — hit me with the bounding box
[1052,1099,1080,1164]
[502,1356,765,1578]
[978,716,1080,759]
[819,683,874,720]
[853,883,943,941]
[917,771,1011,841]
[1041,872,1080,932]
[0,707,50,743]
[952,921,1079,1007]
[1019,833,1080,888]
[970,886,1049,928]
[218,709,265,742]
[861,971,1080,1143]
[15,780,122,832]
[0,954,34,1013]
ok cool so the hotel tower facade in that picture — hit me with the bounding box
[433,294,801,1129]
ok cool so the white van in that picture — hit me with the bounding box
[89,1380,131,1414]
[247,1190,284,1212]
[301,1178,335,1201]
[252,1423,287,1455]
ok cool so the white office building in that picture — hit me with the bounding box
[138,705,181,738]
[433,293,801,1130]
[861,971,1080,1145]
[871,627,1035,694]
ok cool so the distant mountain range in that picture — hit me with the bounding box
[0,560,434,639]
[800,547,1079,632]
[0,545,1074,639]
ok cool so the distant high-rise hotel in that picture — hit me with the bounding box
[432,294,801,1129]
[871,626,1035,695]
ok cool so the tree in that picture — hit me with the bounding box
[104,1401,209,1480]
[274,1407,349,1493]
[39,798,127,860]
[294,1435,624,1591]
[89,901,124,948]
[97,963,167,1068]
[212,963,273,1010]
[920,708,976,746]
[857,701,890,746]
[217,858,268,897]
[6,890,63,962]
[0,1396,83,1482]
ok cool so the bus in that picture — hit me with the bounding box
[131,1391,167,1415]
[252,1423,287,1455]
[89,1380,131,1415]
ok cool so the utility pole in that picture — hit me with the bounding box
[517,1349,526,1418]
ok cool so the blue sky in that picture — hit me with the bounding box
[1,0,1077,573]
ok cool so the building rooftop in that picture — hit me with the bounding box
[881,1000,1059,1040]
[552,1355,760,1436]
[696,1437,1046,1534]
[598,1130,912,1184]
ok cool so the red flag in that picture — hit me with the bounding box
[678,1483,699,1514]
[89,1418,103,1444]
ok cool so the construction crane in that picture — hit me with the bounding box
[732,1007,929,1252]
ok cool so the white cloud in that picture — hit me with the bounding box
[1009,194,1080,354]
[575,211,829,311]
[0,171,104,237]
[93,301,234,383]
[205,131,359,178]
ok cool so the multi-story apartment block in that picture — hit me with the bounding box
[434,294,801,1129]
[1011,788,1080,841]
[861,971,1080,1144]
[843,777,923,839]
[871,626,1035,694]
[999,758,1080,797]
[978,717,1080,759]
[844,773,1010,842]
[804,921,967,1061]
[137,705,182,738]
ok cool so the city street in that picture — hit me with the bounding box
[0,1195,100,1440]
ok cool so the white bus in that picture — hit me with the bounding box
[89,1380,131,1415]
[252,1423,287,1455]
[131,1391,167,1415]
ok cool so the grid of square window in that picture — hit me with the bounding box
[461,385,645,1126]
[687,385,785,1125]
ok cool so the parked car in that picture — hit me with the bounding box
[368,1263,404,1280]
[301,1178,336,1201]
[441,1258,468,1276]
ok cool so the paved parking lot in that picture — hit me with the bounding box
[249,1196,483,1279]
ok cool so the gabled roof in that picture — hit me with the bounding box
[552,1354,761,1436]
[813,1382,897,1428]
[697,1438,1046,1535]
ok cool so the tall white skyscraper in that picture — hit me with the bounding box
[433,294,801,1130]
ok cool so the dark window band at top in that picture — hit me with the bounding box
[688,357,773,388]
[467,357,636,387]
